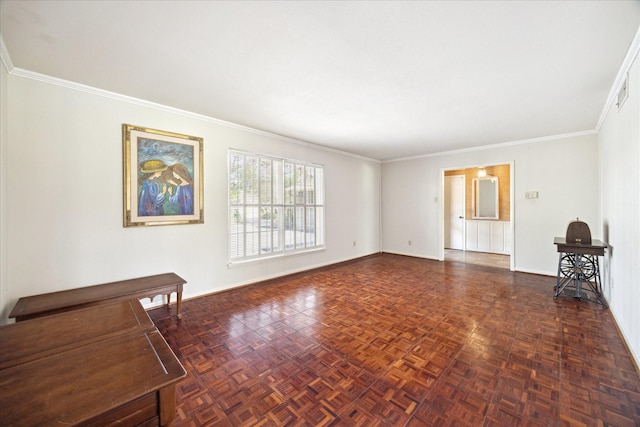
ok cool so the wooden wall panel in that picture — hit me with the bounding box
[445,164,510,221]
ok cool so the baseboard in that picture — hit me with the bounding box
[142,252,383,309]
[513,267,555,277]
[607,306,640,379]
[380,250,441,261]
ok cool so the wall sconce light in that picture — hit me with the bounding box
[478,168,487,178]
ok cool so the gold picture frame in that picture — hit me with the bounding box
[123,124,203,227]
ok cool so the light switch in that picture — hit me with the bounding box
[525,191,539,199]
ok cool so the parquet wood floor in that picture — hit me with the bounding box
[444,249,510,270]
[148,253,640,426]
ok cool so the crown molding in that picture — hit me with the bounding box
[0,35,14,73]
[596,25,640,131]
[383,129,597,163]
[8,66,380,164]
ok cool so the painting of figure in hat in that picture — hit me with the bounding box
[137,138,195,217]
[138,159,169,216]
[166,163,194,215]
[123,123,203,227]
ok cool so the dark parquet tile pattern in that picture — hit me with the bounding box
[148,254,640,426]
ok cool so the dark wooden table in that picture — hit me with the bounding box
[553,237,606,256]
[553,237,607,307]
[9,272,186,321]
[0,299,153,369]
[0,300,186,426]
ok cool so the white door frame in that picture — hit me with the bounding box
[439,161,515,271]
[444,174,466,250]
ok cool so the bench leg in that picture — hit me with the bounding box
[165,292,182,319]
[176,292,183,320]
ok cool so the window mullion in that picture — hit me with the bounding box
[242,154,248,258]
[258,157,262,256]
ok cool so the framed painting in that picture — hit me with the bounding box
[123,124,203,227]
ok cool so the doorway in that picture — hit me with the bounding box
[442,163,514,270]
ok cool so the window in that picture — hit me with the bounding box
[229,150,324,262]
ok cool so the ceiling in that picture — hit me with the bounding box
[1,1,639,161]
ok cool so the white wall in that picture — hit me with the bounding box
[382,132,600,275]
[599,45,640,366]
[0,46,8,322]
[0,73,381,322]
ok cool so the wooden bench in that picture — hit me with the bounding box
[8,272,186,322]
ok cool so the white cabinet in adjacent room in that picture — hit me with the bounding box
[465,220,511,255]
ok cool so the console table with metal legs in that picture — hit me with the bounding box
[553,237,608,308]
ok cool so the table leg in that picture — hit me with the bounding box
[555,252,574,298]
[574,253,582,299]
[158,385,177,426]
[556,253,562,292]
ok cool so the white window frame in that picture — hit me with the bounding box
[228,149,325,263]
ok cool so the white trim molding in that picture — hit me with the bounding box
[6,64,380,164]
[384,130,597,163]
[597,26,640,131]
[0,35,14,73]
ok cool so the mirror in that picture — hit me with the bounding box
[472,176,499,219]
